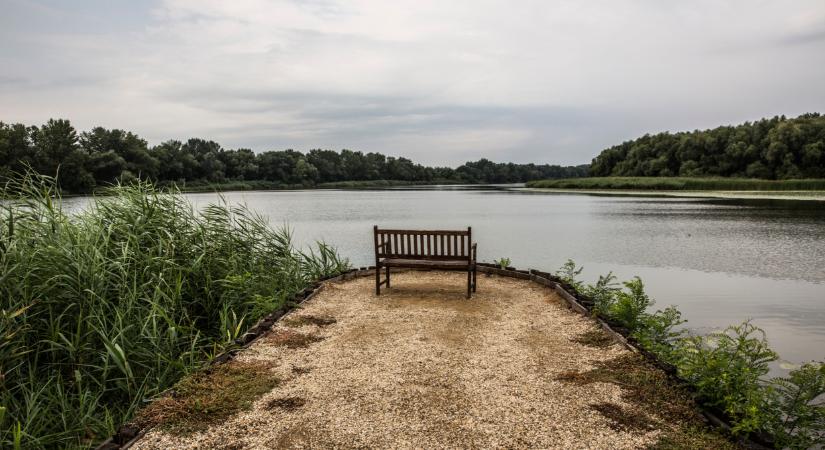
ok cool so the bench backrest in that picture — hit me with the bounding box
[374,226,472,260]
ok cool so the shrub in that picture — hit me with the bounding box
[765,363,825,449]
[555,259,584,291]
[556,260,824,444]
[676,322,778,434]
[582,271,619,316]
[608,277,651,331]
[493,257,511,269]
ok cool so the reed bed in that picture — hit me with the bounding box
[526,177,825,191]
[0,173,349,449]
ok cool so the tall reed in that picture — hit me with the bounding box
[0,173,349,448]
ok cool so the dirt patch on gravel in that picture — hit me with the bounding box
[281,314,337,328]
[263,328,324,348]
[265,396,306,412]
[132,271,734,449]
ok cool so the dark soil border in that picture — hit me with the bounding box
[98,264,771,450]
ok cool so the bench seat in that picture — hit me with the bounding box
[381,258,471,269]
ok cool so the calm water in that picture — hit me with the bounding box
[65,186,825,367]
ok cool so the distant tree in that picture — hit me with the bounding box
[81,127,158,181]
[0,122,33,179]
[0,118,592,191]
[589,113,825,179]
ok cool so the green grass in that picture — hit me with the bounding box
[526,177,825,191]
[133,361,281,434]
[0,172,349,449]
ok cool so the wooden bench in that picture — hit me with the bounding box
[373,226,477,298]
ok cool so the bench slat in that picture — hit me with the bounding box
[377,229,469,236]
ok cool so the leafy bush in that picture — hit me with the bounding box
[765,363,825,449]
[494,257,511,269]
[555,259,584,290]
[557,260,825,446]
[582,271,619,316]
[677,322,778,434]
[0,173,349,448]
[634,306,686,365]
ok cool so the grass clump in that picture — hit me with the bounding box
[0,172,349,448]
[558,260,825,448]
[265,329,325,349]
[526,176,825,191]
[134,362,279,434]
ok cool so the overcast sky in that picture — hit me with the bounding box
[1,0,824,166]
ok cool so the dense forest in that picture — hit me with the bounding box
[589,113,825,179]
[0,119,587,193]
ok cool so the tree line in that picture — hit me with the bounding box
[589,113,825,179]
[0,119,588,193]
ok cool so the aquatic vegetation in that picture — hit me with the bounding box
[0,172,349,448]
[559,260,824,447]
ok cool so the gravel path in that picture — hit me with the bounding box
[131,271,680,449]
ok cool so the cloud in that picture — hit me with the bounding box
[1,0,824,165]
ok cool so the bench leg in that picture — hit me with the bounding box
[375,265,381,295]
[467,269,472,298]
[473,267,477,292]
[386,266,390,288]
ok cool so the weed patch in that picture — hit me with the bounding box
[282,314,337,328]
[134,362,279,434]
[266,329,325,348]
[571,329,616,349]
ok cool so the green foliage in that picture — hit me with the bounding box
[493,257,511,269]
[677,322,778,434]
[559,260,825,444]
[555,259,584,290]
[0,172,349,448]
[765,363,825,449]
[634,306,686,364]
[0,119,588,194]
[585,113,825,180]
[527,176,825,191]
[608,277,652,331]
[582,271,619,316]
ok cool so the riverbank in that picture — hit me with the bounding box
[526,177,825,191]
[162,179,466,193]
[129,271,733,449]
[520,187,825,201]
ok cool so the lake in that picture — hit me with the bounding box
[67,185,825,368]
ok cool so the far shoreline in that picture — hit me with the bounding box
[519,187,825,202]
